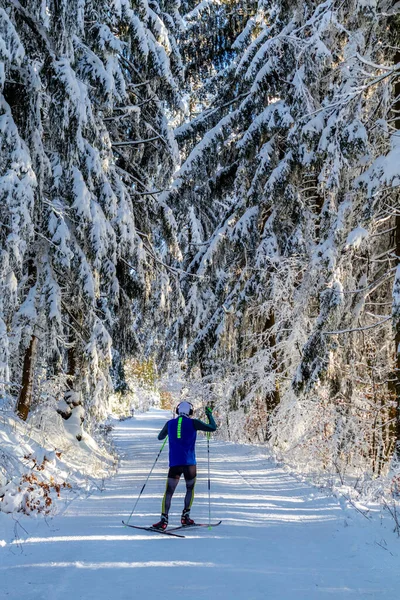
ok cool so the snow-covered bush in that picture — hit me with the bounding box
[0,452,71,515]
[0,398,116,516]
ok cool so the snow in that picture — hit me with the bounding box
[130,15,149,58]
[72,167,92,220]
[148,9,171,54]
[0,406,114,516]
[346,226,369,248]
[175,112,235,180]
[238,101,293,150]
[184,0,221,24]
[357,134,400,196]
[0,9,25,67]
[147,31,177,92]
[392,264,400,323]
[232,206,259,241]
[1,409,400,599]
[232,16,257,50]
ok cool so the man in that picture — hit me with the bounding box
[152,401,217,530]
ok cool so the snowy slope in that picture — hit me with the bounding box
[1,409,399,599]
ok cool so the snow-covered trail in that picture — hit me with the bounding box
[1,409,399,599]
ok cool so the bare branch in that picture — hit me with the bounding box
[323,316,392,335]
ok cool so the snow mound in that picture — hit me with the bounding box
[0,403,116,516]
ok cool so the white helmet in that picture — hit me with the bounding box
[176,401,193,416]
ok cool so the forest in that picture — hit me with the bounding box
[0,0,400,517]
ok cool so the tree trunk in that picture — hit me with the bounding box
[389,47,400,458]
[65,310,83,408]
[66,339,77,392]
[264,310,280,440]
[16,259,37,421]
[389,39,400,460]
[16,335,38,421]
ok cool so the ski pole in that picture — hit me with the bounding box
[207,432,212,529]
[125,436,168,526]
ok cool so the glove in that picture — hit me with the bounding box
[205,406,213,416]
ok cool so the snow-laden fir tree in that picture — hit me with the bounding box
[168,0,400,483]
[0,0,183,434]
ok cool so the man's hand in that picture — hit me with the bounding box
[205,406,213,416]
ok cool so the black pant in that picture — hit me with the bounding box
[161,465,197,516]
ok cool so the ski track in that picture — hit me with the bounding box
[1,409,400,599]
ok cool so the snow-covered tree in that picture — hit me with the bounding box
[0,0,183,430]
[169,0,400,481]
[1,0,400,494]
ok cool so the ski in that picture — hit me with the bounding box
[122,521,185,538]
[168,520,222,532]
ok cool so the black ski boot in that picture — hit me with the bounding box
[181,509,195,526]
[152,514,168,530]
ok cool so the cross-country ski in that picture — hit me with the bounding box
[122,519,222,537]
[167,521,222,531]
[122,522,186,538]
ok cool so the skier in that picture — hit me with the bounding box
[152,401,217,530]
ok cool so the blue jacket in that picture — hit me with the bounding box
[158,414,217,467]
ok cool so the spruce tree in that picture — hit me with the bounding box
[0,0,183,430]
[170,0,400,478]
